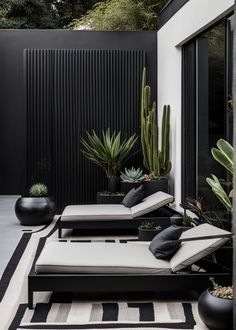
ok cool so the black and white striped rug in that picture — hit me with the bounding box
[0,220,207,330]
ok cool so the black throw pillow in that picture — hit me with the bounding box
[121,185,144,208]
[149,226,183,259]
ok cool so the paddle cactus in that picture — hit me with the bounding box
[141,67,171,178]
[120,167,144,183]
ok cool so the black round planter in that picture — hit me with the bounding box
[15,197,56,226]
[138,227,161,241]
[198,289,233,330]
[108,177,120,193]
[143,178,169,197]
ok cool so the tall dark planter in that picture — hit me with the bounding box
[198,289,233,330]
[120,182,142,194]
[15,197,56,226]
[108,177,120,193]
[143,178,169,197]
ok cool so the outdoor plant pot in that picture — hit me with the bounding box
[198,289,233,330]
[138,227,162,241]
[143,178,169,197]
[97,192,124,204]
[15,197,56,226]
[120,182,142,195]
[108,176,120,193]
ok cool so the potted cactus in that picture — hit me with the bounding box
[120,167,144,194]
[141,67,171,197]
[15,183,56,226]
[138,220,162,241]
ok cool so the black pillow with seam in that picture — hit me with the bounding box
[121,185,144,208]
[149,226,183,259]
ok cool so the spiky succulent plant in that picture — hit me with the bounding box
[29,183,48,197]
[120,167,144,183]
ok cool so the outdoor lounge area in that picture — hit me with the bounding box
[0,0,235,329]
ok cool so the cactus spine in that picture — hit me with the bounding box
[141,67,171,178]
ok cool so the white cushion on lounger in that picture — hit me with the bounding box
[170,224,232,272]
[61,204,132,221]
[35,242,171,274]
[131,191,174,218]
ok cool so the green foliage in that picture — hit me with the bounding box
[211,139,234,175]
[209,277,233,300]
[69,0,168,31]
[182,209,192,226]
[140,220,161,230]
[29,183,48,197]
[206,139,234,212]
[81,128,137,178]
[141,67,171,178]
[0,0,102,29]
[120,167,144,183]
[206,175,232,212]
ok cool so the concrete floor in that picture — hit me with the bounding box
[0,195,44,278]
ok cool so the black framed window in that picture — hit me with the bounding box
[182,14,234,210]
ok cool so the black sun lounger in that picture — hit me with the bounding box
[57,191,178,238]
[28,224,232,309]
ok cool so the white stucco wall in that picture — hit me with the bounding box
[158,0,234,209]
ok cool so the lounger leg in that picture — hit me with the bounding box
[28,289,33,309]
[58,227,62,239]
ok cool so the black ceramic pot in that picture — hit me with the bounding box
[15,197,56,226]
[138,227,161,241]
[108,176,120,193]
[198,289,233,330]
[120,182,142,194]
[143,178,169,197]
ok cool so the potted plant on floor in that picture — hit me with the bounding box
[15,183,56,226]
[138,220,162,241]
[81,128,137,193]
[198,277,233,330]
[120,167,144,194]
[140,67,171,197]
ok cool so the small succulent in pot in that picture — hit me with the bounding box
[120,167,144,183]
[139,220,161,230]
[209,277,233,300]
[15,182,56,226]
[29,183,48,197]
[138,220,162,241]
[198,277,233,330]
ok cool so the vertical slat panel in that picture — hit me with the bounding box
[26,49,145,209]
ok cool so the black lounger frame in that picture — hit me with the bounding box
[58,206,181,238]
[28,259,231,309]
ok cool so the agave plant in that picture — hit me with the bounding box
[206,139,234,212]
[120,167,144,183]
[81,128,137,177]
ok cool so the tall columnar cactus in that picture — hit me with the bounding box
[141,67,171,178]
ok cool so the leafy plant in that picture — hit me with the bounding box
[120,167,144,183]
[206,139,234,212]
[69,0,168,31]
[140,220,161,230]
[182,209,192,226]
[99,191,124,196]
[180,197,226,228]
[141,67,171,179]
[29,183,48,197]
[81,128,137,178]
[209,277,233,300]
